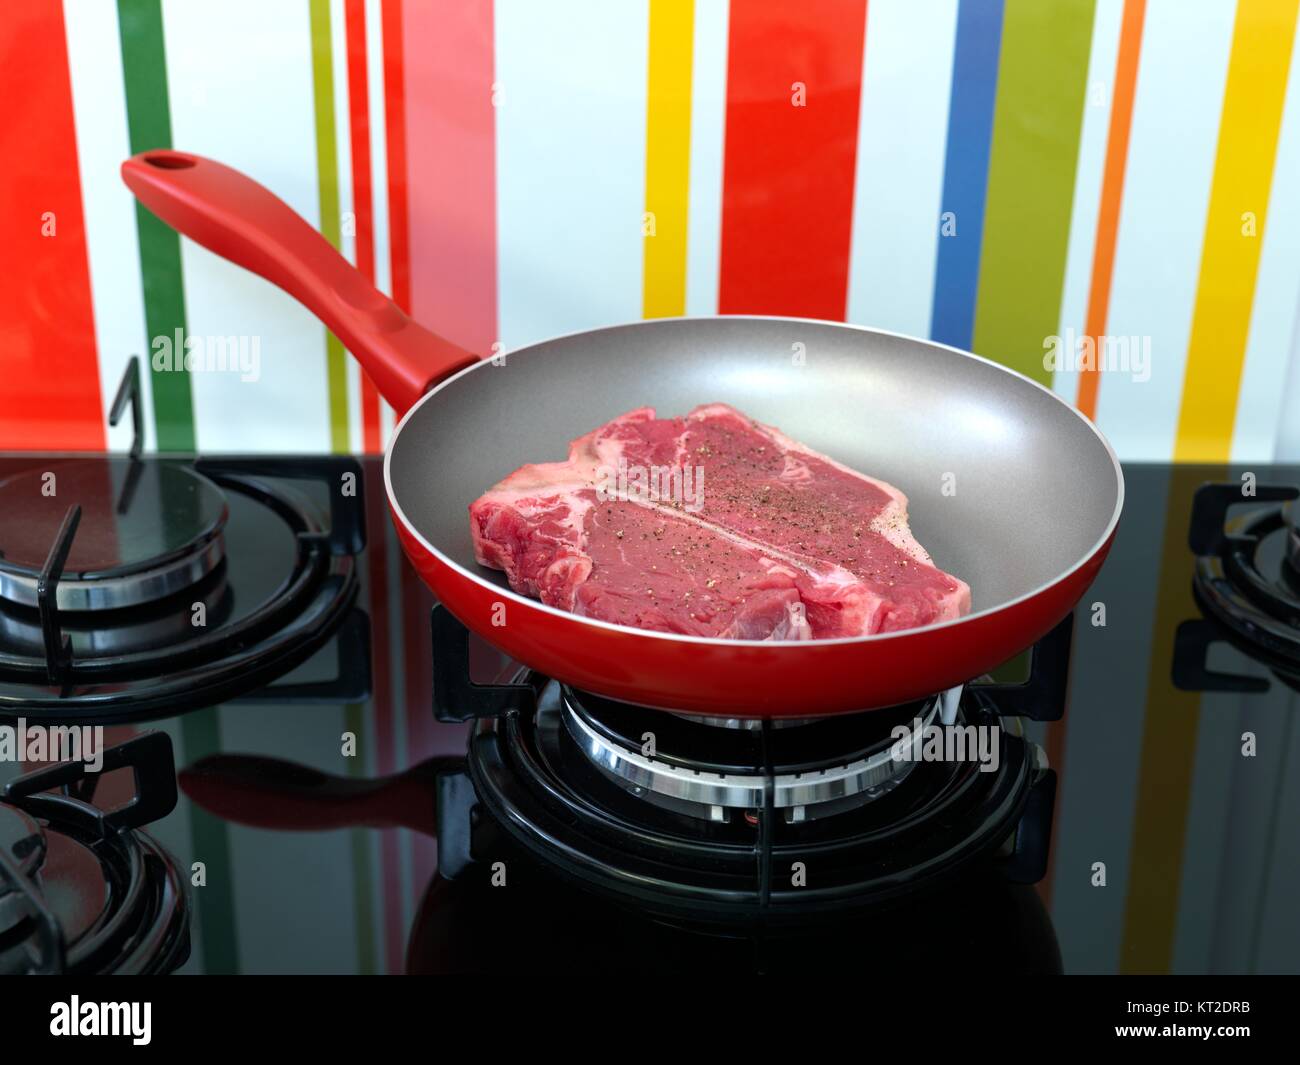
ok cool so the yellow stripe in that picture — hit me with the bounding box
[1174,0,1299,462]
[642,0,695,319]
[1118,466,1212,973]
[309,0,350,453]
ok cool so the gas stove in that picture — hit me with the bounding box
[431,603,1062,914]
[1,458,1298,974]
[1174,481,1300,692]
[0,451,367,723]
[176,603,1067,973]
[0,357,368,724]
[0,731,189,974]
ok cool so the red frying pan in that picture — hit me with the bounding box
[122,150,1122,718]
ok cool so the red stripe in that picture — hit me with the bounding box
[0,0,104,450]
[379,0,420,971]
[400,564,438,897]
[402,0,497,358]
[362,468,405,972]
[345,0,382,453]
[718,0,869,320]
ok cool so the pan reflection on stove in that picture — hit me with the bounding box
[176,607,1075,974]
[177,748,1061,974]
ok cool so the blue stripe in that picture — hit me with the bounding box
[929,0,1004,349]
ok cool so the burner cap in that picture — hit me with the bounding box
[0,460,227,610]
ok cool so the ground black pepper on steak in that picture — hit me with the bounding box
[469,404,970,639]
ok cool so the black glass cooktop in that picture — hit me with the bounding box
[1,456,1297,974]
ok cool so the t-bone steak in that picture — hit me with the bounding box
[468,404,970,640]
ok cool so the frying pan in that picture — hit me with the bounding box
[121,150,1123,718]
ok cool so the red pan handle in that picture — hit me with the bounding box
[121,149,478,415]
[178,753,454,836]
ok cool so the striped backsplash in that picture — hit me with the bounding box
[3,0,1299,460]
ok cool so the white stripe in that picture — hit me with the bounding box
[62,0,157,452]
[494,0,649,348]
[684,0,729,316]
[1250,690,1300,972]
[1275,300,1300,460]
[365,0,396,447]
[162,0,332,453]
[1169,687,1292,973]
[1052,0,1124,404]
[332,0,355,271]
[366,0,391,301]
[845,0,958,337]
[1096,0,1236,461]
[1237,13,1300,461]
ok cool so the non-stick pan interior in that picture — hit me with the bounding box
[389,318,1121,620]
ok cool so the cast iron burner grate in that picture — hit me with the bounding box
[0,731,190,974]
[0,359,369,722]
[1173,482,1300,693]
[0,457,368,723]
[429,605,1067,927]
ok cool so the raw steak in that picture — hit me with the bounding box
[469,404,970,640]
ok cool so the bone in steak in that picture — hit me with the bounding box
[469,404,970,640]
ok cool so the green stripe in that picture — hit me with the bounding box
[309,0,351,452]
[119,0,236,965]
[117,0,195,451]
[345,703,376,973]
[972,0,1096,385]
[180,711,241,974]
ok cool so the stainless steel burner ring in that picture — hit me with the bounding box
[560,690,947,822]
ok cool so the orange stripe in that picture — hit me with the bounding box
[1077,0,1146,421]
[0,0,104,450]
[1174,0,1299,461]
[345,0,382,453]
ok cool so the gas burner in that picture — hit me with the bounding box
[0,732,189,974]
[0,460,228,611]
[0,358,369,722]
[560,684,953,822]
[1173,482,1300,693]
[0,455,368,722]
[430,606,1068,927]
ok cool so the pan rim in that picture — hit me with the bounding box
[384,316,1125,649]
